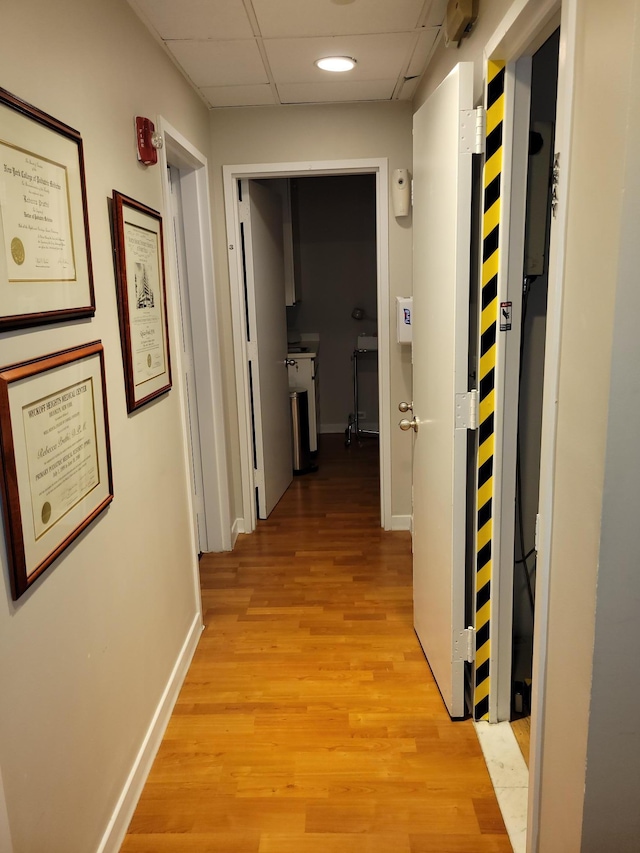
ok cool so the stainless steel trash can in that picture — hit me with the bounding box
[290,389,312,474]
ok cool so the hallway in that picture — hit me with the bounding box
[121,436,511,852]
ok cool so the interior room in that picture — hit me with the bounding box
[510,27,559,749]
[287,174,379,440]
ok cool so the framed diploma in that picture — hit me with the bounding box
[0,342,113,600]
[0,87,95,330]
[112,191,172,412]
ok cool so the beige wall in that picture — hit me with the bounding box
[580,8,640,843]
[209,101,414,523]
[537,1,637,848]
[0,0,210,850]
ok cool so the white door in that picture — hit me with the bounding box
[240,179,293,518]
[411,62,474,717]
[168,164,207,550]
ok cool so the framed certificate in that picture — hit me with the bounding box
[0,87,95,330]
[111,191,172,412]
[0,342,113,600]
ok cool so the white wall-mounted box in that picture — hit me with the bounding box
[396,296,413,344]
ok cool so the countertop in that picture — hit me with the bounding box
[287,347,317,359]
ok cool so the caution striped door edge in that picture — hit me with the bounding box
[474,60,505,721]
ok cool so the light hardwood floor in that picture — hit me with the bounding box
[121,435,512,853]
[511,717,531,768]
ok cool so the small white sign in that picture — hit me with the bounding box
[500,301,512,331]
[397,296,413,344]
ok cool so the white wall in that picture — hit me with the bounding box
[0,0,211,850]
[209,102,414,523]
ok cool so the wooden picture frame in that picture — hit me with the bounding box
[0,342,113,600]
[0,87,95,330]
[111,191,172,412]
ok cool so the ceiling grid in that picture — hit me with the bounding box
[128,0,447,108]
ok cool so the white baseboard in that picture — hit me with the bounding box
[96,613,203,853]
[231,516,244,545]
[391,514,412,531]
[0,764,13,853]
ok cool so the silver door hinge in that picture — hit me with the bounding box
[454,626,476,663]
[460,107,485,154]
[247,339,258,361]
[455,389,478,430]
[535,513,541,551]
[551,153,560,218]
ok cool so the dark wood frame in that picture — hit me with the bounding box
[0,342,113,599]
[111,191,172,412]
[0,87,95,330]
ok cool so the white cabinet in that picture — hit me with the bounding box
[287,353,318,452]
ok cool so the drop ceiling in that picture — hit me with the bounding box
[128,0,447,108]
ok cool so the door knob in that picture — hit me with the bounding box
[399,417,418,432]
[398,401,413,413]
[285,358,296,366]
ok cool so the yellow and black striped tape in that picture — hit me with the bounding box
[474,59,505,721]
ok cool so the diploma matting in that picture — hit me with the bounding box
[0,87,94,329]
[0,342,113,599]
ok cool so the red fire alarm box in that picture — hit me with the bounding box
[135,116,158,166]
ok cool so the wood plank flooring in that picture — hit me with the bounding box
[121,435,512,853]
[511,717,531,768]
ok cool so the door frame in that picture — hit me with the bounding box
[491,53,533,724]
[481,0,577,847]
[482,0,564,726]
[166,161,209,547]
[158,117,232,554]
[223,159,391,534]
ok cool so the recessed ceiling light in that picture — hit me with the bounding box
[315,56,357,73]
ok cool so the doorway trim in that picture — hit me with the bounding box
[223,158,391,534]
[480,0,577,848]
[158,117,232,554]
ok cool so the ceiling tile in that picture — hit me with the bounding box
[201,84,277,107]
[252,0,426,37]
[277,79,395,104]
[406,28,440,78]
[167,39,268,87]
[265,33,415,83]
[421,0,447,28]
[130,0,254,40]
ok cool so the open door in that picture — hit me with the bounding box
[240,179,293,518]
[168,164,208,549]
[411,63,475,718]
